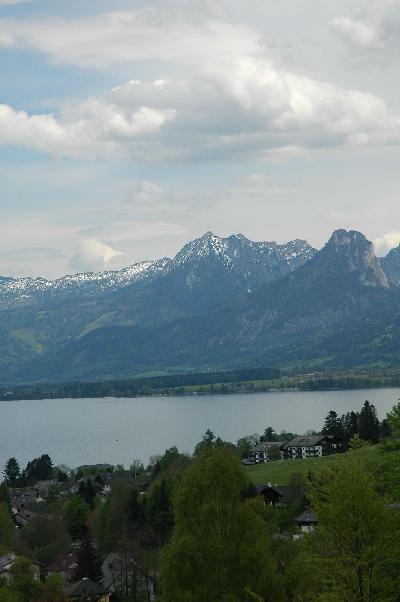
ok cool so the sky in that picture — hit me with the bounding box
[1,0,400,278]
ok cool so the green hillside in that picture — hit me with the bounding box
[246,444,386,485]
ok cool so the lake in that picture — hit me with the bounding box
[1,387,399,470]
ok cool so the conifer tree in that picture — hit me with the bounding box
[3,458,20,487]
[74,537,103,583]
[359,400,380,443]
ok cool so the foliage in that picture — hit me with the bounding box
[348,433,369,449]
[0,502,14,548]
[21,515,70,566]
[78,479,97,510]
[63,495,89,540]
[3,459,20,487]
[9,558,39,602]
[73,537,103,583]
[308,461,400,601]
[358,400,380,443]
[22,454,53,485]
[387,400,400,435]
[160,447,283,601]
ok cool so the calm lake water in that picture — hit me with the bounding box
[1,388,399,469]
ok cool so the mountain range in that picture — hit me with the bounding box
[0,229,399,384]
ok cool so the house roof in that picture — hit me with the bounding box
[295,508,318,524]
[251,442,284,452]
[0,554,17,573]
[66,578,109,597]
[47,552,76,573]
[283,435,327,448]
[254,483,283,496]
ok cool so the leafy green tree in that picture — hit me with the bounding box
[309,461,400,601]
[160,447,282,601]
[73,537,103,583]
[36,574,68,602]
[348,433,369,449]
[387,400,400,435]
[10,557,39,602]
[359,400,380,443]
[94,480,143,553]
[3,458,20,487]
[63,495,89,540]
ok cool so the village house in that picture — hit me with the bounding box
[254,483,283,507]
[102,553,157,601]
[282,435,343,459]
[246,441,284,463]
[294,508,318,536]
[46,552,77,584]
[65,577,110,601]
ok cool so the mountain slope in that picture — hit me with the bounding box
[20,229,396,382]
[381,246,400,285]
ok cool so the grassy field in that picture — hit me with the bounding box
[246,444,384,485]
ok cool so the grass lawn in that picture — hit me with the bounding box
[246,444,384,485]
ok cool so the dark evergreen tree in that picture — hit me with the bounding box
[78,479,97,509]
[322,411,343,438]
[380,418,393,439]
[24,454,53,484]
[359,400,380,443]
[0,483,12,517]
[3,457,21,486]
[74,537,103,583]
[259,427,279,442]
[341,411,359,446]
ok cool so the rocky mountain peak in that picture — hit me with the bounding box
[318,229,389,288]
[381,245,400,285]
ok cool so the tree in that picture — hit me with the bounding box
[63,496,89,540]
[236,434,259,459]
[309,461,400,601]
[24,454,53,484]
[73,537,103,583]
[0,502,14,548]
[3,458,20,487]
[78,479,97,510]
[342,410,360,446]
[160,447,282,601]
[387,400,400,435]
[36,574,68,602]
[359,400,380,443]
[322,410,343,439]
[10,557,39,602]
[348,433,369,449]
[0,483,12,516]
[259,427,279,442]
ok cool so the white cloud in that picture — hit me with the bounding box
[3,62,400,160]
[374,230,400,254]
[1,7,400,161]
[69,239,123,273]
[0,9,261,69]
[330,17,379,49]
